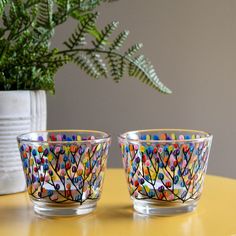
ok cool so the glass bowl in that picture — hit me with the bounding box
[118,129,213,216]
[17,130,111,217]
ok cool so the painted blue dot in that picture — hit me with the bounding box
[174,176,179,184]
[48,190,53,196]
[38,136,44,141]
[63,156,68,162]
[158,173,164,180]
[78,147,84,154]
[43,148,49,156]
[20,144,26,151]
[185,135,191,140]
[139,178,145,184]
[125,146,129,152]
[148,190,155,197]
[164,146,169,152]
[43,164,49,171]
[140,135,146,140]
[174,149,180,156]
[159,162,164,168]
[23,161,28,168]
[55,184,60,190]
[61,163,65,169]
[32,149,37,156]
[153,135,159,140]
[148,146,154,153]
[66,137,72,141]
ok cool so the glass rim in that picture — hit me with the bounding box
[118,128,213,143]
[17,129,111,144]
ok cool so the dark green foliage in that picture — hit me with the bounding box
[0,0,171,93]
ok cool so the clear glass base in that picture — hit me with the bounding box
[33,200,97,217]
[133,199,198,216]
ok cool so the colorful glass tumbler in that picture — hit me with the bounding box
[119,129,213,215]
[17,130,111,216]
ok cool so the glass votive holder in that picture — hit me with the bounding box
[17,130,111,217]
[118,129,213,216]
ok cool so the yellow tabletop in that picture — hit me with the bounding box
[0,169,236,236]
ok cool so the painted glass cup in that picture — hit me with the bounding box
[118,129,213,215]
[17,130,111,217]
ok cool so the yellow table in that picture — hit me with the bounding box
[0,169,236,236]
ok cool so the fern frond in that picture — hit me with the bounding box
[87,52,108,77]
[53,0,71,25]
[127,55,171,93]
[109,30,129,51]
[64,13,97,49]
[37,0,53,28]
[92,21,119,49]
[0,0,171,93]
[107,53,120,81]
[125,43,143,58]
[74,54,100,79]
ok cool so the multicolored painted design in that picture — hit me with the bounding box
[119,131,212,203]
[18,132,110,205]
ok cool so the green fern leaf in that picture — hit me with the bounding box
[128,55,171,93]
[87,52,108,77]
[107,53,120,81]
[64,13,97,49]
[109,30,129,51]
[37,0,53,28]
[53,0,70,25]
[74,54,100,79]
[92,21,119,49]
[125,43,143,57]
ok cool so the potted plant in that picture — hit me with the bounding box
[0,0,171,194]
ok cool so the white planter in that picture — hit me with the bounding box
[0,90,46,194]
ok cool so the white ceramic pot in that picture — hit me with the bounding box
[0,90,46,194]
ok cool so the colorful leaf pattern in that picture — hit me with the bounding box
[119,133,212,203]
[18,134,110,205]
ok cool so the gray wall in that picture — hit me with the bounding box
[47,0,236,178]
